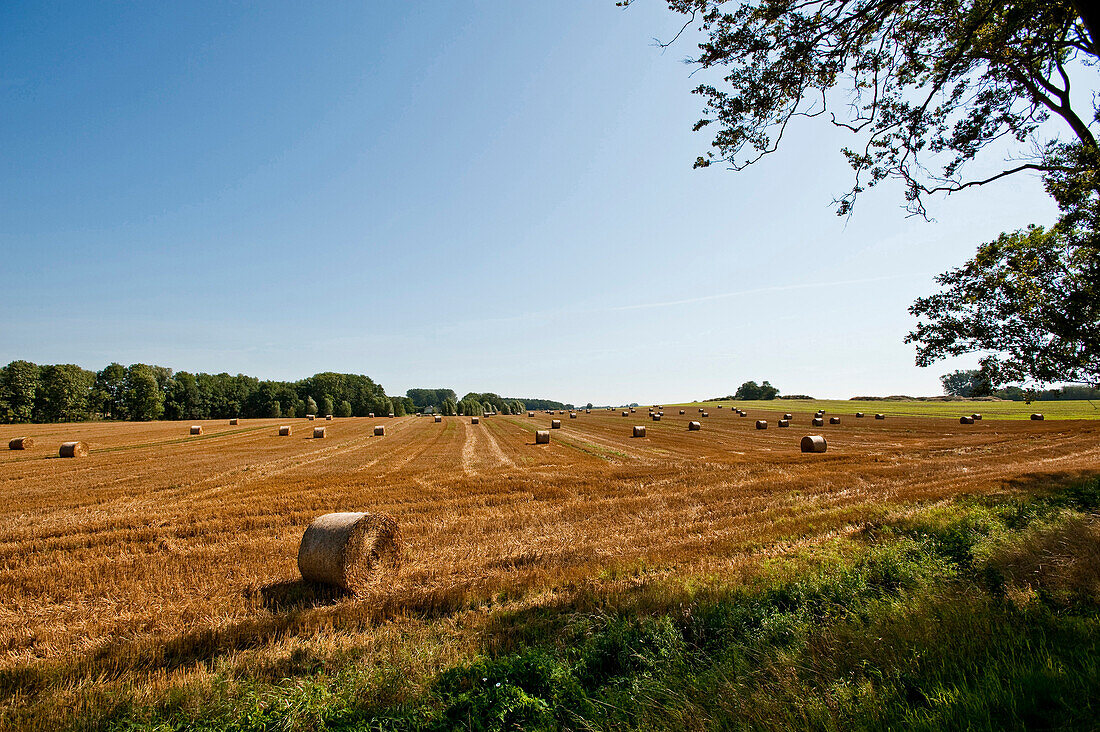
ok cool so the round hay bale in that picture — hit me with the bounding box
[622,411,629,416]
[1031,413,1045,421]
[784,413,793,420]
[632,425,646,438]
[801,435,827,453]
[313,426,326,438]
[688,421,701,431]
[856,412,864,418]
[190,425,203,435]
[9,437,33,450]
[326,415,334,421]
[388,413,395,418]
[528,412,535,417]
[755,420,767,430]
[559,410,564,415]
[298,512,402,593]
[630,408,636,413]
[279,425,292,436]
[551,419,562,429]
[960,416,974,424]
[971,413,982,421]
[701,412,709,417]
[59,441,87,458]
[471,416,480,424]
[570,412,577,419]
[698,408,704,413]
[875,414,885,420]
[368,413,375,418]
[308,414,316,420]
[229,418,239,425]
[374,425,385,436]
[535,430,550,444]
[434,415,442,423]
[778,419,789,428]
[812,417,824,427]
[651,414,662,421]
[829,416,841,424]
[679,409,686,415]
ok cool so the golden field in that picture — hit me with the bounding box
[2,407,1099,725]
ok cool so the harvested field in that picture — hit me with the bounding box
[1,410,1099,724]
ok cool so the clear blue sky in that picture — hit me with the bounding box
[0,2,1059,404]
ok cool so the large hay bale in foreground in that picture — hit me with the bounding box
[960,416,974,424]
[313,426,326,438]
[801,435,827,453]
[279,425,292,436]
[434,415,442,423]
[190,425,203,435]
[830,417,841,424]
[778,419,789,428]
[298,512,402,593]
[1031,413,1045,421]
[551,419,562,429]
[374,425,385,436]
[471,416,479,424]
[59,441,87,458]
[812,417,824,427]
[633,425,646,438]
[9,437,33,450]
[688,421,701,431]
[229,418,239,425]
[535,430,550,444]
[755,420,767,430]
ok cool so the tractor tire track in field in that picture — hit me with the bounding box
[480,419,517,469]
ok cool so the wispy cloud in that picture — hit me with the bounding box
[610,273,927,312]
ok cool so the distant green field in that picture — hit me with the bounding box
[671,398,1100,420]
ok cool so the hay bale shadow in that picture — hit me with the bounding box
[258,579,351,611]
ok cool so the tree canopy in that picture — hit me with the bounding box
[635,0,1098,218]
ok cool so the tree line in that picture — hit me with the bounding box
[940,369,1100,401]
[404,389,569,417]
[0,361,404,423]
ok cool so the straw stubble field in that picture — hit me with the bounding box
[2,407,1099,724]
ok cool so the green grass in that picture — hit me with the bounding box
[42,476,1098,731]
[673,398,1100,420]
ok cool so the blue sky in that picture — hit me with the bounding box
[0,2,1060,403]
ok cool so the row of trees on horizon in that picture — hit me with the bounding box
[0,361,570,424]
